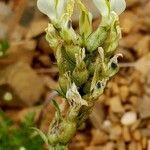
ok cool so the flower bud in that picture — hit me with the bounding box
[77,0,92,39]
[45,24,61,49]
[58,73,71,95]
[86,26,109,52]
[72,49,88,86]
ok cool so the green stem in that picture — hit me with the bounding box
[50,145,68,150]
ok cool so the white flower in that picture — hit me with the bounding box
[92,0,110,16]
[92,0,126,16]
[37,0,66,21]
[110,0,126,15]
[66,83,88,106]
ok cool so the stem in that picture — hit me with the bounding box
[50,145,68,150]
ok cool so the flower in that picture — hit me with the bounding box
[37,0,67,22]
[92,0,126,16]
[110,0,126,15]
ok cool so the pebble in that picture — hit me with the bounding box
[121,111,137,126]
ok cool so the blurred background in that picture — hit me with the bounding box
[0,0,150,150]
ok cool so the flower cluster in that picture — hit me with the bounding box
[37,0,126,149]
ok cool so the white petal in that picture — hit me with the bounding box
[56,0,67,18]
[110,0,126,15]
[37,0,55,19]
[92,0,110,16]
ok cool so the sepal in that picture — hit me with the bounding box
[77,0,92,39]
[66,83,88,107]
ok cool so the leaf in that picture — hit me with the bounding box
[0,40,9,57]
[31,127,49,147]
[52,99,62,120]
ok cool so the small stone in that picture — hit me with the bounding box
[108,96,124,113]
[120,11,137,34]
[3,92,13,101]
[134,36,150,57]
[129,82,141,95]
[102,120,112,130]
[109,82,119,95]
[120,86,129,102]
[91,129,108,145]
[138,95,150,119]
[128,142,137,150]
[129,96,138,107]
[117,140,126,150]
[137,142,142,150]
[121,111,137,126]
[142,137,147,149]
[148,140,150,150]
[132,130,141,141]
[109,125,122,140]
[122,126,131,142]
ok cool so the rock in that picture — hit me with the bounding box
[120,11,138,34]
[91,129,108,145]
[120,86,129,102]
[129,82,141,95]
[122,126,131,142]
[129,96,138,107]
[26,19,48,39]
[37,36,53,54]
[109,125,122,140]
[117,140,126,150]
[134,53,150,77]
[128,142,137,150]
[38,54,51,67]
[134,35,150,57]
[142,137,147,149]
[119,33,142,49]
[126,0,139,8]
[90,102,105,130]
[107,96,124,113]
[121,111,137,126]
[132,130,142,141]
[102,120,112,131]
[0,61,44,106]
[138,95,150,119]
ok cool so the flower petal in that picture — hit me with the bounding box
[56,0,67,19]
[92,0,110,16]
[110,0,126,15]
[37,0,55,19]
